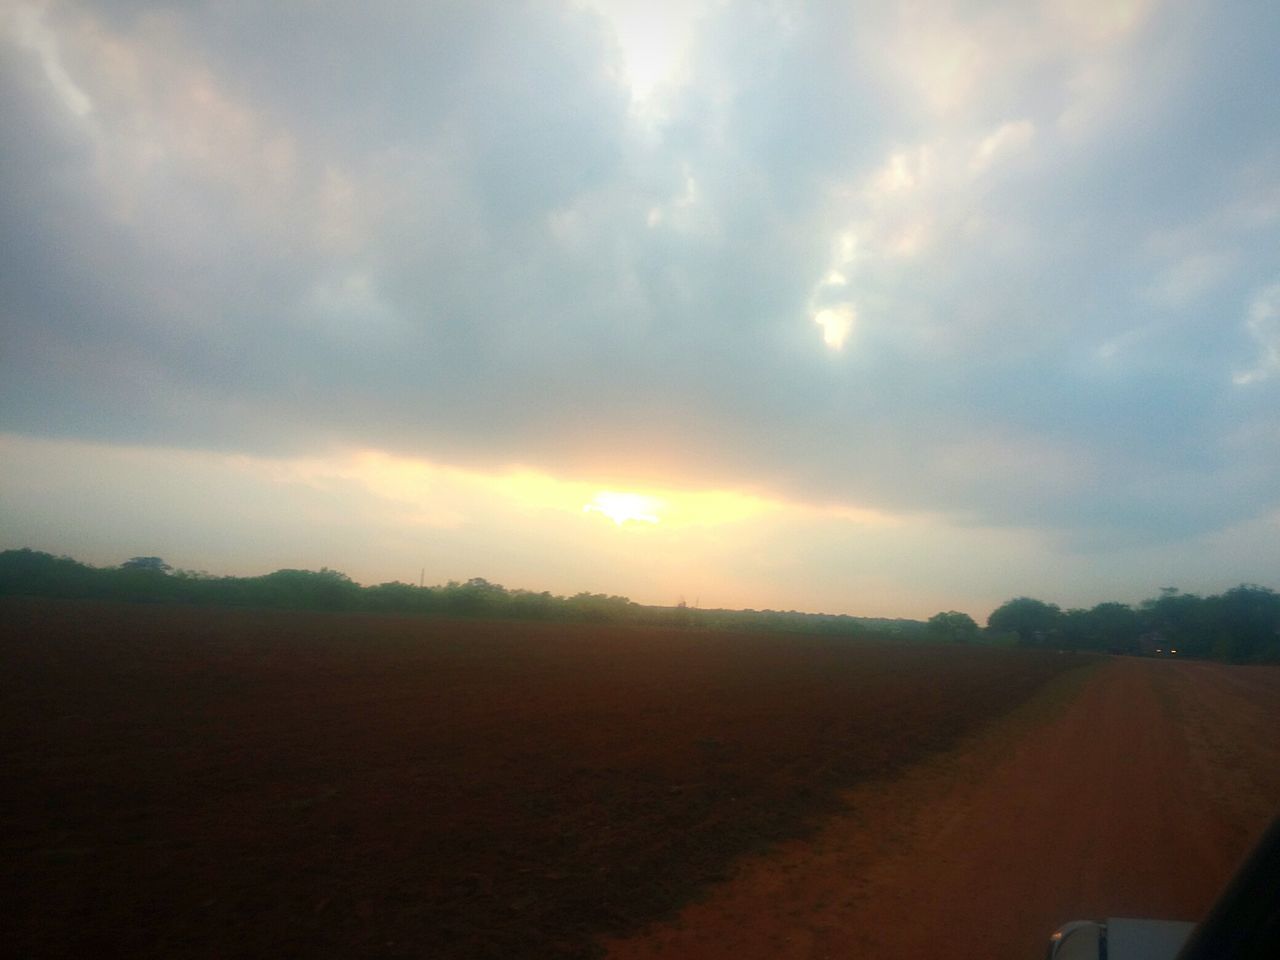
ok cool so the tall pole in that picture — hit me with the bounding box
[420,567,425,589]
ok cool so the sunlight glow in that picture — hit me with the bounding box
[813,304,856,350]
[238,446,895,536]
[583,490,663,525]
[586,0,698,106]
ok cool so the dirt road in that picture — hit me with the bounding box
[604,657,1280,960]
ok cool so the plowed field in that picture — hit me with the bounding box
[2,598,1080,959]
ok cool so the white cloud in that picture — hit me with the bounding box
[1141,252,1232,308]
[873,149,926,195]
[969,119,1035,173]
[1234,283,1280,385]
[7,3,92,117]
[644,162,701,231]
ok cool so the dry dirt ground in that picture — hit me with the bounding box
[3,598,1078,959]
[5,599,1277,959]
[603,657,1280,960]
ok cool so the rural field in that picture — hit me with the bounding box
[3,598,1278,959]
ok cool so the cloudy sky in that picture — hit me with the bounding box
[2,0,1278,619]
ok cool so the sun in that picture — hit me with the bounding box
[583,490,662,525]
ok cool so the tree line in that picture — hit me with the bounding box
[0,549,639,622]
[5,549,1274,659]
[938,586,1280,663]
[0,549,924,640]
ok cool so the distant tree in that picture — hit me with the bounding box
[1205,585,1280,663]
[566,592,635,622]
[1085,601,1140,654]
[0,549,100,597]
[1140,587,1208,657]
[987,597,1062,646]
[251,568,360,610]
[365,581,437,613]
[507,589,556,621]
[1057,608,1090,651]
[441,577,509,616]
[122,556,172,573]
[927,610,980,643]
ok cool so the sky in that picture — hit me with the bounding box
[2,0,1279,621]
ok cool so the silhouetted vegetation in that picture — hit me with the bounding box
[5,549,1274,658]
[986,597,1063,646]
[927,610,980,644]
[984,586,1280,663]
[0,549,924,641]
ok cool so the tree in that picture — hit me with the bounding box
[987,597,1062,646]
[1058,608,1091,652]
[927,610,979,643]
[0,549,98,597]
[441,577,509,616]
[1205,585,1280,663]
[252,568,360,610]
[1085,601,1140,654]
[122,556,172,573]
[1140,587,1207,657]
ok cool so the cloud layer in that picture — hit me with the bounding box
[3,0,1279,580]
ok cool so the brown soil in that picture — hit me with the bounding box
[1,598,1083,959]
[603,657,1280,960]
